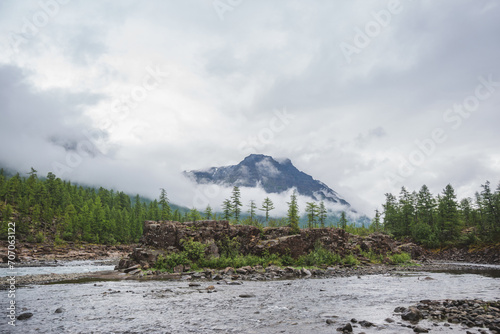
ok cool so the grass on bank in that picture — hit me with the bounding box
[152,239,413,273]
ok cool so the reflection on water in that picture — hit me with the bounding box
[1,268,499,334]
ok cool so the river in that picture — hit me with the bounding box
[1,264,499,333]
[0,260,116,277]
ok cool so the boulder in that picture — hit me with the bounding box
[402,307,422,322]
[17,312,33,320]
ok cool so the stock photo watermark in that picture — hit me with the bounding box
[385,74,499,185]
[7,0,70,54]
[213,0,244,21]
[5,222,17,326]
[339,0,412,64]
[51,64,169,177]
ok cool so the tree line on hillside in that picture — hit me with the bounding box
[0,169,194,244]
[380,182,500,247]
[1,167,498,247]
[0,168,364,244]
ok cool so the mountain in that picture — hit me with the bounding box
[184,154,351,208]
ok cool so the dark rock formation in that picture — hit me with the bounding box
[116,220,424,271]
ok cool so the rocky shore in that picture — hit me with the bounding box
[4,260,496,288]
[393,299,500,333]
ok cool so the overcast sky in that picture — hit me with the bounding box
[1,0,499,217]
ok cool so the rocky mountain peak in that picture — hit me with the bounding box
[185,154,350,207]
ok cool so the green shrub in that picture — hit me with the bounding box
[62,231,74,242]
[35,231,45,243]
[181,238,207,262]
[296,244,342,267]
[154,252,190,272]
[54,236,66,246]
[389,252,412,264]
[360,250,384,264]
[217,236,240,258]
[342,254,360,266]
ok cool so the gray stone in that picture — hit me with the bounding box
[402,307,422,322]
[124,264,141,273]
[413,325,429,333]
[17,312,33,320]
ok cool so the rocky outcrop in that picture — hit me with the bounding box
[117,220,423,270]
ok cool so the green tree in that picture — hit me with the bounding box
[382,193,399,235]
[159,188,171,220]
[416,185,436,227]
[371,209,382,232]
[305,202,318,228]
[398,187,415,237]
[480,181,500,236]
[287,191,300,234]
[222,199,232,220]
[231,186,242,222]
[248,200,257,224]
[339,211,348,230]
[204,205,213,220]
[188,208,202,221]
[260,197,275,223]
[437,184,460,243]
[318,201,327,228]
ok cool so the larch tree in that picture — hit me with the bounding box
[287,190,300,234]
[318,201,327,228]
[305,202,318,228]
[248,200,257,223]
[260,197,275,223]
[222,199,232,220]
[231,186,242,222]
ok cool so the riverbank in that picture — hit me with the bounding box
[0,241,135,263]
[3,260,499,288]
[3,266,499,334]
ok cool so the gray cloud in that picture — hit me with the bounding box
[0,1,499,216]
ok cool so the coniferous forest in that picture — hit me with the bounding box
[0,168,188,244]
[381,183,500,247]
[0,167,499,247]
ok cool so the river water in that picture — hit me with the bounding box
[1,265,499,334]
[0,260,116,277]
